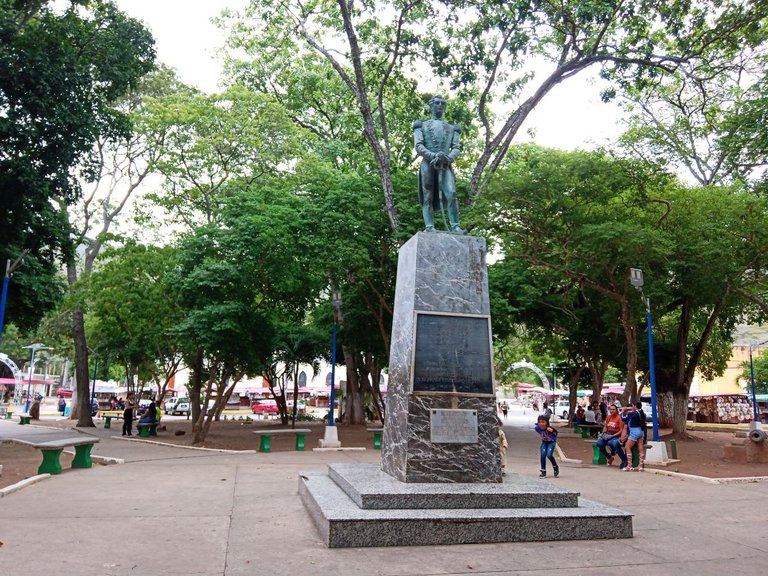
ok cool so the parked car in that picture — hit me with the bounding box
[165,397,191,416]
[552,400,570,419]
[56,389,74,398]
[251,399,279,415]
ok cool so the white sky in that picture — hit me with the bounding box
[116,0,624,152]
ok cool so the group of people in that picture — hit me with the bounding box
[121,394,162,436]
[572,400,611,425]
[534,401,648,477]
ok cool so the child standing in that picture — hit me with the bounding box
[497,417,508,475]
[534,415,559,478]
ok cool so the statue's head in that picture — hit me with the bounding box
[428,95,447,117]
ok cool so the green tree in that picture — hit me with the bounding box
[619,39,768,186]
[0,0,154,331]
[221,0,765,233]
[742,350,768,395]
[474,146,768,436]
[86,242,184,399]
[140,87,305,228]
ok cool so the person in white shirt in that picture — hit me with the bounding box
[585,405,597,423]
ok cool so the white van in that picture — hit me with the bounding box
[165,397,191,416]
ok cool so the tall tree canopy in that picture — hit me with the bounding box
[0,0,155,330]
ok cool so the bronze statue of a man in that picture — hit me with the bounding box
[413,95,466,234]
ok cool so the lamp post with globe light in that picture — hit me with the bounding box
[629,268,660,442]
[23,343,48,413]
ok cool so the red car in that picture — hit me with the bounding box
[251,399,279,414]
[56,389,74,398]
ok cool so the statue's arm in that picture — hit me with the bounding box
[447,124,461,163]
[413,120,434,162]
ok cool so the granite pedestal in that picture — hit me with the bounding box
[300,233,633,547]
[382,233,499,483]
[299,464,633,548]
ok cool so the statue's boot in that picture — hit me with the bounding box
[447,201,467,235]
[422,203,436,232]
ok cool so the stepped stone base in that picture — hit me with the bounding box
[327,463,578,509]
[299,464,633,548]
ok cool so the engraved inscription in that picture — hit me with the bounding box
[430,409,479,444]
[413,313,493,394]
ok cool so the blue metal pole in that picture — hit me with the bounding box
[25,348,35,413]
[749,345,759,422]
[0,274,9,342]
[328,323,337,426]
[90,355,99,408]
[647,305,660,442]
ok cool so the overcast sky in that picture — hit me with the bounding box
[115,0,623,151]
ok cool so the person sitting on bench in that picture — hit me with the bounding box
[138,402,157,425]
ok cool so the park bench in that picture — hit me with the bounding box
[99,410,123,429]
[15,436,100,475]
[367,427,384,449]
[589,441,650,468]
[574,423,602,438]
[18,413,32,425]
[137,421,160,437]
[253,428,312,453]
[0,405,7,419]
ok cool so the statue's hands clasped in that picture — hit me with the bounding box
[430,151,450,168]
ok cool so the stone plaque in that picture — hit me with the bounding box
[412,313,493,394]
[430,409,479,444]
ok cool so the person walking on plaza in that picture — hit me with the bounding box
[597,404,628,469]
[122,397,135,436]
[501,402,509,420]
[534,415,559,478]
[497,416,508,475]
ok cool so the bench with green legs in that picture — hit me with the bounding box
[366,427,384,449]
[18,413,32,425]
[16,437,100,475]
[137,421,159,437]
[253,428,312,453]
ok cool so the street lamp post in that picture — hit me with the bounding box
[90,352,99,410]
[23,343,48,413]
[629,268,660,442]
[748,340,767,422]
[550,363,556,407]
[0,251,29,344]
[319,291,343,448]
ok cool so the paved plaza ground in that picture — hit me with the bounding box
[1,411,767,576]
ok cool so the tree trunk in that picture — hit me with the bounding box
[342,346,364,425]
[671,390,689,437]
[71,307,94,427]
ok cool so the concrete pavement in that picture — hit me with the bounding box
[1,415,767,575]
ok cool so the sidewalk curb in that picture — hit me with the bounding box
[0,473,50,498]
[649,469,768,484]
[112,436,256,454]
[60,450,124,465]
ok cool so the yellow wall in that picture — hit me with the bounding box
[693,345,749,396]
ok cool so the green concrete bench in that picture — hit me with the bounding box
[16,437,100,475]
[576,423,602,438]
[18,413,32,425]
[99,411,123,429]
[137,421,159,437]
[588,441,608,465]
[366,427,383,449]
[253,428,312,453]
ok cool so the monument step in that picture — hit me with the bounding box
[328,463,580,509]
[299,472,633,548]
